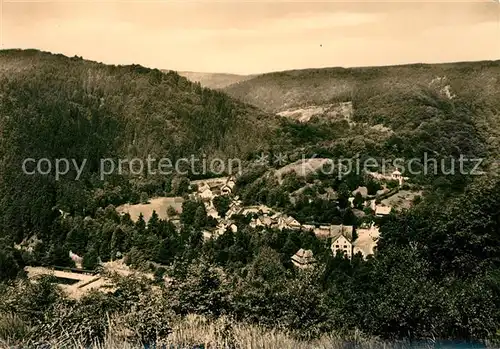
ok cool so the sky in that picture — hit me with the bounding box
[1,0,499,74]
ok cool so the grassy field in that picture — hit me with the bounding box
[116,197,184,222]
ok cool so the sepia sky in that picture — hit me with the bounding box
[1,0,499,74]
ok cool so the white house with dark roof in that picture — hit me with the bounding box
[331,235,353,259]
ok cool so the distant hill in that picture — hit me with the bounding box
[174,71,255,89]
[224,61,500,113]
[224,61,500,156]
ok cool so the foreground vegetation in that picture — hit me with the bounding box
[1,270,497,348]
[0,312,451,349]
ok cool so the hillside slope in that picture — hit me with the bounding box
[225,61,500,160]
[0,49,277,238]
[224,61,500,114]
[0,50,277,161]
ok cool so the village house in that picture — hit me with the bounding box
[280,215,302,230]
[391,169,403,185]
[213,221,238,236]
[390,170,409,186]
[367,170,408,186]
[327,223,380,260]
[291,248,316,269]
[198,183,214,201]
[247,210,302,231]
[214,223,226,236]
[221,177,236,195]
[202,230,213,241]
[209,187,222,197]
[314,225,330,238]
[225,198,243,218]
[206,205,220,219]
[241,205,272,216]
[352,186,368,198]
[331,234,353,259]
[170,217,181,229]
[249,216,265,228]
[302,224,315,231]
[261,216,274,227]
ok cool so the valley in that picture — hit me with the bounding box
[0,50,500,348]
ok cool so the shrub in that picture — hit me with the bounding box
[140,192,149,204]
[0,312,31,343]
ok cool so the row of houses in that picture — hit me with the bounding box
[195,176,236,202]
[191,177,237,241]
[292,223,381,268]
[367,169,408,186]
[193,174,394,261]
[249,212,302,231]
[199,191,386,260]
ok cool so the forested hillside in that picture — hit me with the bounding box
[224,61,500,113]
[224,61,500,190]
[0,49,275,241]
[225,61,500,157]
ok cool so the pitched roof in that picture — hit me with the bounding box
[291,248,315,267]
[295,248,313,259]
[261,216,273,226]
[315,224,354,241]
[331,233,352,244]
[285,216,301,226]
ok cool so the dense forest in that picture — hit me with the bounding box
[0,50,499,347]
[0,49,276,242]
